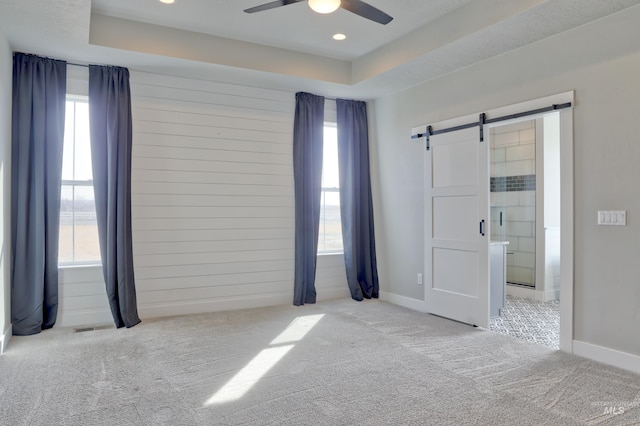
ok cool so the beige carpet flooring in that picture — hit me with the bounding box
[1,299,639,425]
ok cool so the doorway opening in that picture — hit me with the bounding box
[488,113,561,349]
[417,91,574,352]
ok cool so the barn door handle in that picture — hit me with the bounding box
[479,220,485,236]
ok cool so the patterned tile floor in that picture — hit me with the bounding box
[490,295,560,349]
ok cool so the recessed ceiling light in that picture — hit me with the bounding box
[333,33,346,41]
[159,0,175,4]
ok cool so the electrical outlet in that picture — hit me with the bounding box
[417,273,423,285]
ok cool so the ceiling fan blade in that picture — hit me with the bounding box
[244,0,305,14]
[340,0,393,25]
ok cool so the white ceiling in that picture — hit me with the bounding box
[1,0,640,99]
[91,0,473,61]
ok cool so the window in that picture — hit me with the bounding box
[58,97,101,265]
[318,124,343,254]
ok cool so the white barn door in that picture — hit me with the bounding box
[424,126,489,328]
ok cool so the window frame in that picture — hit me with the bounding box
[58,95,101,267]
[318,122,343,255]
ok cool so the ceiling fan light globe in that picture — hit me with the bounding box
[308,0,341,14]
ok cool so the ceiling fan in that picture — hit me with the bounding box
[244,0,393,25]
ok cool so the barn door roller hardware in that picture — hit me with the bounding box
[411,102,572,150]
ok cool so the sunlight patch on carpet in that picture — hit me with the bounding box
[204,314,325,406]
[270,314,325,345]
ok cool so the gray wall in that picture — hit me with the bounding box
[372,8,640,356]
[0,33,11,352]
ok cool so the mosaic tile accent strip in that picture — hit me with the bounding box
[490,295,559,349]
[490,175,536,192]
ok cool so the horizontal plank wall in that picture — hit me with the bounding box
[316,254,350,300]
[56,69,349,327]
[129,71,347,319]
[57,266,111,327]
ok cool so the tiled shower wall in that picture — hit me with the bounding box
[490,120,536,287]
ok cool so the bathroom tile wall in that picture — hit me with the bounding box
[490,120,536,286]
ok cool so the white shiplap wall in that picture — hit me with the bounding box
[129,71,348,318]
[57,266,111,327]
[57,68,349,326]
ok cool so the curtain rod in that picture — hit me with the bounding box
[67,62,89,68]
[67,65,342,101]
[68,62,118,68]
[325,97,370,102]
[66,66,343,101]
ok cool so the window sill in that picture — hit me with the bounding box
[317,251,344,257]
[58,263,102,270]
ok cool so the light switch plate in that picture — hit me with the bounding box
[597,210,626,226]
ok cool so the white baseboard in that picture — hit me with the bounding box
[138,293,295,319]
[544,288,560,301]
[506,284,559,302]
[317,287,351,301]
[57,289,348,327]
[1,323,11,354]
[379,291,426,312]
[573,340,640,375]
[506,285,546,301]
[56,310,114,328]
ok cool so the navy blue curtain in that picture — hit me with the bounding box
[11,53,66,335]
[89,65,141,328]
[292,92,324,306]
[336,99,379,300]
